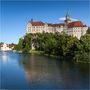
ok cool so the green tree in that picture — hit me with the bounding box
[80,34,90,52]
[14,38,23,51]
[0,42,4,44]
[86,27,90,34]
[44,34,57,55]
[23,34,31,53]
[54,32,70,56]
[65,37,80,57]
[15,31,90,63]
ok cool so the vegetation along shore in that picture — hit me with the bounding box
[14,28,90,63]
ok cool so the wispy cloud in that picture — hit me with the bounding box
[59,17,78,21]
[59,17,65,21]
[70,18,78,21]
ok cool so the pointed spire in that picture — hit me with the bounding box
[66,10,70,17]
[65,10,71,25]
[31,18,33,22]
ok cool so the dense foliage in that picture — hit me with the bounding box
[15,32,90,63]
[14,38,23,51]
[86,27,90,34]
[14,34,31,53]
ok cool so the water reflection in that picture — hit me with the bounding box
[20,54,61,89]
[0,52,89,89]
[0,52,9,63]
[20,54,89,89]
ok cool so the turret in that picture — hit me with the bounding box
[65,12,71,25]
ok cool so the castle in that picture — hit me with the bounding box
[26,13,88,39]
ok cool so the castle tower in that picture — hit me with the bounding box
[31,18,33,22]
[65,12,71,25]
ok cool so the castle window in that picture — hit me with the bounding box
[33,26,34,28]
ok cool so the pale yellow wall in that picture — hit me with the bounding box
[26,22,88,39]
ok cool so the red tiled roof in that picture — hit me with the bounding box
[31,22,44,26]
[0,44,16,48]
[48,23,64,27]
[68,21,85,28]
[53,24,64,27]
[9,44,16,47]
[48,24,53,26]
[30,21,86,28]
[31,21,64,27]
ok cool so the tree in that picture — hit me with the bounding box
[65,37,80,57]
[86,27,90,34]
[0,42,4,44]
[15,31,90,63]
[80,34,90,53]
[54,32,70,56]
[71,34,90,62]
[14,38,23,51]
[44,34,57,55]
[23,34,31,53]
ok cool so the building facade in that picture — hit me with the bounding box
[0,43,15,51]
[26,14,88,39]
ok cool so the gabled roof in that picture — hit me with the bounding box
[68,21,85,28]
[30,21,86,28]
[53,24,64,27]
[31,22,44,26]
[30,21,64,27]
[48,23,53,26]
[48,23,64,27]
[0,44,16,48]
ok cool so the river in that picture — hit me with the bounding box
[0,51,89,89]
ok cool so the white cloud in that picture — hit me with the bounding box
[59,17,78,21]
[59,17,65,21]
[70,18,78,21]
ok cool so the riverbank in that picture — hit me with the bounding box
[30,50,90,63]
[12,50,22,53]
[30,50,61,59]
[29,50,43,54]
[13,50,90,63]
[14,50,61,59]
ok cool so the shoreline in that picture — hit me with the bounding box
[12,50,90,63]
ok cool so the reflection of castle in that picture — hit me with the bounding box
[26,13,88,39]
[21,54,87,89]
[21,54,61,88]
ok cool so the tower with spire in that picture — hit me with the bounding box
[65,11,71,25]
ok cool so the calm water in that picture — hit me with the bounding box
[0,52,89,89]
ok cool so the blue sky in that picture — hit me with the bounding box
[1,0,89,44]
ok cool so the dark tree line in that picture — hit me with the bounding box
[14,29,90,63]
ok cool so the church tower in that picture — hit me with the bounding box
[65,12,71,25]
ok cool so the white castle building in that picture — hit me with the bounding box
[26,13,88,39]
